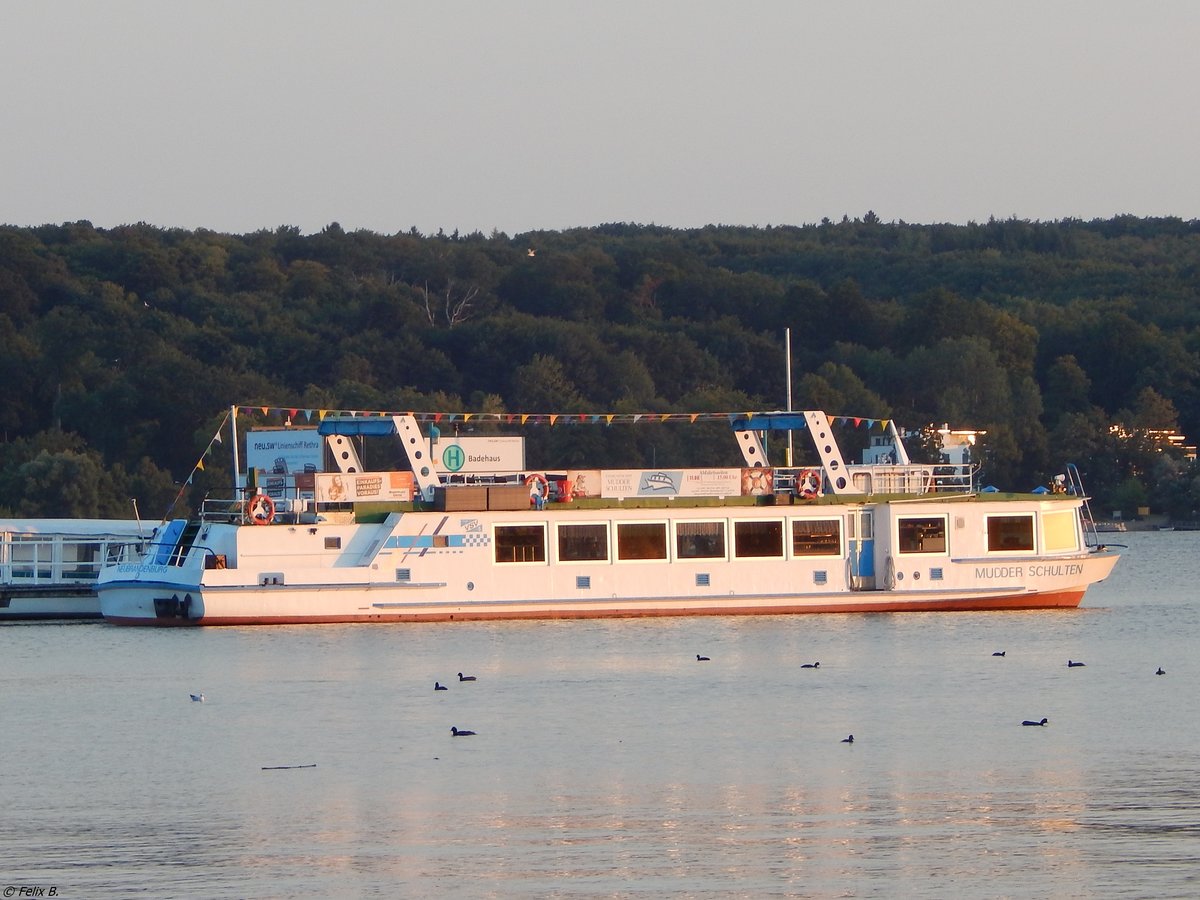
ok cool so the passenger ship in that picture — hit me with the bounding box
[2,519,146,620]
[96,410,1119,626]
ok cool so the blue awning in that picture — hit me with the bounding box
[730,414,809,432]
[317,417,398,436]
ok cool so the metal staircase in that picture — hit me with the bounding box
[1065,463,1103,548]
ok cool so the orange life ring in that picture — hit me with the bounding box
[798,469,822,499]
[525,473,550,502]
[246,493,276,525]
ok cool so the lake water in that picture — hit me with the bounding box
[2,531,1197,898]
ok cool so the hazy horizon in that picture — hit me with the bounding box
[4,2,1197,236]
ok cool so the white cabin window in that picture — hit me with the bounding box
[733,520,784,559]
[986,514,1035,552]
[1042,510,1081,552]
[675,521,726,560]
[494,524,547,564]
[847,511,873,540]
[63,541,102,579]
[897,516,947,554]
[616,522,668,561]
[9,535,52,580]
[557,523,609,562]
[791,518,842,557]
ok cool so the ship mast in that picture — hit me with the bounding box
[785,327,794,467]
[230,404,241,493]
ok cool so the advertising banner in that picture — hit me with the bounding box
[315,471,415,503]
[246,428,324,475]
[597,468,759,498]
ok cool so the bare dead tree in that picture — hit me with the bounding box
[420,279,480,327]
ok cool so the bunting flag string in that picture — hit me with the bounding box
[230,404,895,429]
[162,410,232,522]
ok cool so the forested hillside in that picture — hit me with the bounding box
[3,215,1199,520]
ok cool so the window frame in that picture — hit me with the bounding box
[673,519,728,562]
[493,522,548,565]
[790,516,844,558]
[985,513,1036,554]
[1042,509,1081,553]
[615,520,670,562]
[732,518,786,560]
[896,514,949,556]
[555,522,611,564]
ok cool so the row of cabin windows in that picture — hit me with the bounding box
[494,518,843,564]
[896,515,1037,554]
[895,513,1076,555]
[2,537,111,580]
[492,512,1067,565]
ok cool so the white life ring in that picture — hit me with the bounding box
[247,493,276,525]
[798,468,822,499]
[525,473,550,503]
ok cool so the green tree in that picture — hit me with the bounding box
[1042,355,1093,424]
[8,450,109,517]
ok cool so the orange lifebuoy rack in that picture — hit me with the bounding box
[798,469,822,499]
[246,493,276,525]
[525,473,550,503]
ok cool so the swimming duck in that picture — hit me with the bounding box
[992,651,1006,657]
[841,734,854,743]
[1022,718,1048,726]
[1067,660,1085,667]
[435,682,448,691]
[696,654,710,661]
[190,693,205,702]
[801,662,820,669]
[1156,667,1166,675]
[458,672,477,681]
[451,726,476,736]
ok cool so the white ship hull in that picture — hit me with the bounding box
[2,519,146,621]
[98,499,1119,626]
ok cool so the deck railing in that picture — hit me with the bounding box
[776,463,976,497]
[3,533,149,584]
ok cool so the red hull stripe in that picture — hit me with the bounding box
[104,589,1086,626]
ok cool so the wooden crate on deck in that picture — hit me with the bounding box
[434,486,489,511]
[488,484,531,510]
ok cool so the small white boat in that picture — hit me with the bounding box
[1,520,148,620]
[96,409,1119,626]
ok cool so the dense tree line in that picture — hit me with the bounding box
[2,215,1199,521]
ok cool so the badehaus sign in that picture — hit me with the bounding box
[430,435,525,474]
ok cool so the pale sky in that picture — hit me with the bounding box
[3,1,1197,236]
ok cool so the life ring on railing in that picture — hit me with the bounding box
[246,493,275,525]
[525,473,550,506]
[798,468,822,499]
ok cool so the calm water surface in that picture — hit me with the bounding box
[2,531,1198,898]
